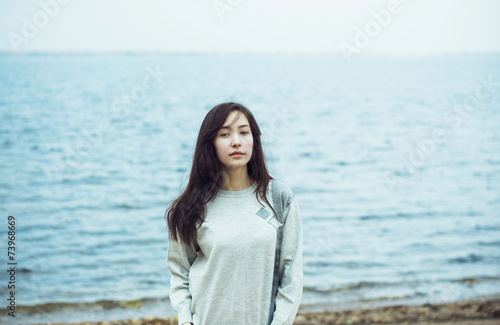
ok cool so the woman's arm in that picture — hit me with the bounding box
[167,233,198,325]
[270,196,304,325]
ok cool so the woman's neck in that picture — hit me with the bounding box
[220,169,253,191]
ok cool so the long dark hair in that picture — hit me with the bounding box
[165,102,277,247]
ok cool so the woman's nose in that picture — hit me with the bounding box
[231,134,241,146]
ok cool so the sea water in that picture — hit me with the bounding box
[0,53,499,324]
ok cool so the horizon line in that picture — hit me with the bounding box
[1,50,500,57]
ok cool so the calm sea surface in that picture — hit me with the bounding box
[0,53,499,324]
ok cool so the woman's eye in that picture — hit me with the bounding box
[221,131,249,137]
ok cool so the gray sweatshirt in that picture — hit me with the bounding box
[166,179,303,325]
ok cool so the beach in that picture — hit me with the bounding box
[46,298,500,325]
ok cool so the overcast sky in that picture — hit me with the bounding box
[0,0,499,55]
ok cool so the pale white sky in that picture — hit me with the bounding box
[0,0,499,55]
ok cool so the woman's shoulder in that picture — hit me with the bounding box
[270,178,296,206]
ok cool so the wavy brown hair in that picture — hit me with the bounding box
[165,102,277,247]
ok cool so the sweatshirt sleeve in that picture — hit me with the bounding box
[270,196,304,325]
[166,232,198,325]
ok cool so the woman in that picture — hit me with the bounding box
[165,102,303,325]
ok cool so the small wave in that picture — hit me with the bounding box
[406,242,433,248]
[305,260,386,269]
[303,275,500,294]
[304,280,392,293]
[475,224,500,231]
[478,240,500,247]
[359,214,381,220]
[454,276,500,284]
[111,203,142,210]
[3,139,13,147]
[15,296,169,316]
[448,253,484,264]
[358,211,440,221]
[336,261,387,268]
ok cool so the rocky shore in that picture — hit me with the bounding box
[48,298,500,325]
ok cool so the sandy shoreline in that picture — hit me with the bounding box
[46,298,500,325]
[293,298,500,325]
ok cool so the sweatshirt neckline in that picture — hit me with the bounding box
[217,181,257,198]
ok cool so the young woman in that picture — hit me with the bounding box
[165,102,303,325]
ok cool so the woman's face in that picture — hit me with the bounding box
[213,110,254,171]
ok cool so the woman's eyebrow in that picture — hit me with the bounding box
[221,124,250,129]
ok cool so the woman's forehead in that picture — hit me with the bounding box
[223,111,249,128]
